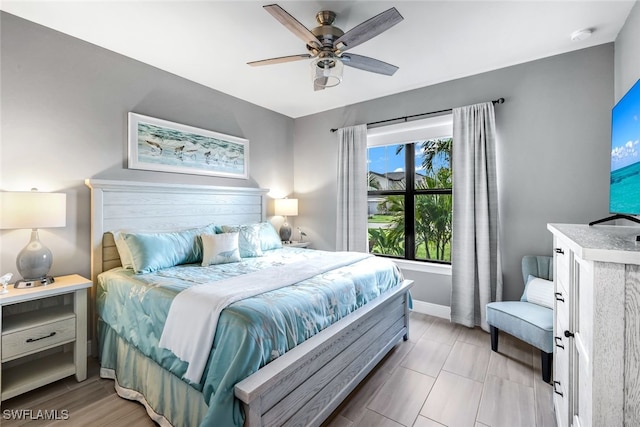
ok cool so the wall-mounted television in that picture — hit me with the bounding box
[610,79,640,217]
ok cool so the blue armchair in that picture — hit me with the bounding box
[486,255,554,383]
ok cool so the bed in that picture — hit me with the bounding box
[86,179,413,427]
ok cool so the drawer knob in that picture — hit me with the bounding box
[554,248,565,255]
[553,381,564,397]
[554,336,564,349]
[564,330,574,338]
[555,292,564,302]
[26,331,57,343]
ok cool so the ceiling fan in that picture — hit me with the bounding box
[248,4,404,91]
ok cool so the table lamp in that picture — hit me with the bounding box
[274,198,298,242]
[0,189,67,287]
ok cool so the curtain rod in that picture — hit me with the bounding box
[329,97,505,133]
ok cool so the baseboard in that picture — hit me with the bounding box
[412,300,451,320]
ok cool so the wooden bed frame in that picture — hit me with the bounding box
[86,179,412,427]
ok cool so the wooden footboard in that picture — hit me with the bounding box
[235,279,413,427]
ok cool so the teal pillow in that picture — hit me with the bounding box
[121,224,217,274]
[221,223,263,257]
[259,221,283,251]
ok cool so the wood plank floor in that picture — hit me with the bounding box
[1,313,555,426]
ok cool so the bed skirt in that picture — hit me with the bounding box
[99,322,209,426]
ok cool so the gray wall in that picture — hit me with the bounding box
[0,12,295,280]
[615,0,640,100]
[293,44,613,303]
[2,8,630,307]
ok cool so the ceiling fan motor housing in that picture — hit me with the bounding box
[310,11,344,50]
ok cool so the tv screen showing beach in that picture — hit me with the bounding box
[610,79,640,215]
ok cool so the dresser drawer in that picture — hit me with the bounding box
[2,317,76,361]
[555,312,570,353]
[553,338,571,427]
[554,281,570,329]
[554,239,571,290]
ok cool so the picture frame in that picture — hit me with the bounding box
[127,113,249,179]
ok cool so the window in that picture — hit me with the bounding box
[367,115,453,263]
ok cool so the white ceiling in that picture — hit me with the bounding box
[1,1,635,118]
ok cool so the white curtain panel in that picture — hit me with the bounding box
[336,124,368,252]
[451,102,502,331]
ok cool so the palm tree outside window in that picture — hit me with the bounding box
[367,137,452,263]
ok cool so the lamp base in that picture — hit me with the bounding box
[279,223,292,242]
[16,229,54,282]
[14,276,55,289]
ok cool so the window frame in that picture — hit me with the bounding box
[367,114,453,264]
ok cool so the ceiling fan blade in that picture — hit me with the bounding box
[334,7,403,52]
[263,4,322,50]
[248,54,312,67]
[341,53,399,76]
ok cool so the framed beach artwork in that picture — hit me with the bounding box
[128,113,249,179]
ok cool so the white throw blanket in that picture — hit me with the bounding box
[159,251,371,383]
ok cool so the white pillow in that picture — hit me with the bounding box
[201,232,241,266]
[523,275,554,309]
[112,230,134,269]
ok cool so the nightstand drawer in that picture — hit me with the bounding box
[2,317,76,361]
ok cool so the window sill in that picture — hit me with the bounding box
[390,258,452,275]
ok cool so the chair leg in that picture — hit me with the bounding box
[541,350,553,383]
[490,326,499,352]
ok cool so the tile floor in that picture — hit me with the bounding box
[2,312,555,427]
[323,312,556,427]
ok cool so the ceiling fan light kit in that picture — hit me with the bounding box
[249,4,403,90]
[311,55,343,89]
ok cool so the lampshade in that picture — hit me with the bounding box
[310,56,343,88]
[0,190,67,285]
[0,191,67,229]
[274,198,298,217]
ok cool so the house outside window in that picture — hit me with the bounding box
[367,114,453,263]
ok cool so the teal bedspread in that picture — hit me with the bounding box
[97,247,403,426]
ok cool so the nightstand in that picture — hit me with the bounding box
[0,274,92,401]
[283,241,311,248]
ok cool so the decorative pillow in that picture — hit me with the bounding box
[521,275,554,309]
[259,221,283,251]
[119,224,217,274]
[114,226,217,270]
[221,223,263,257]
[201,232,241,266]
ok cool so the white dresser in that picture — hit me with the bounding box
[547,224,640,427]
